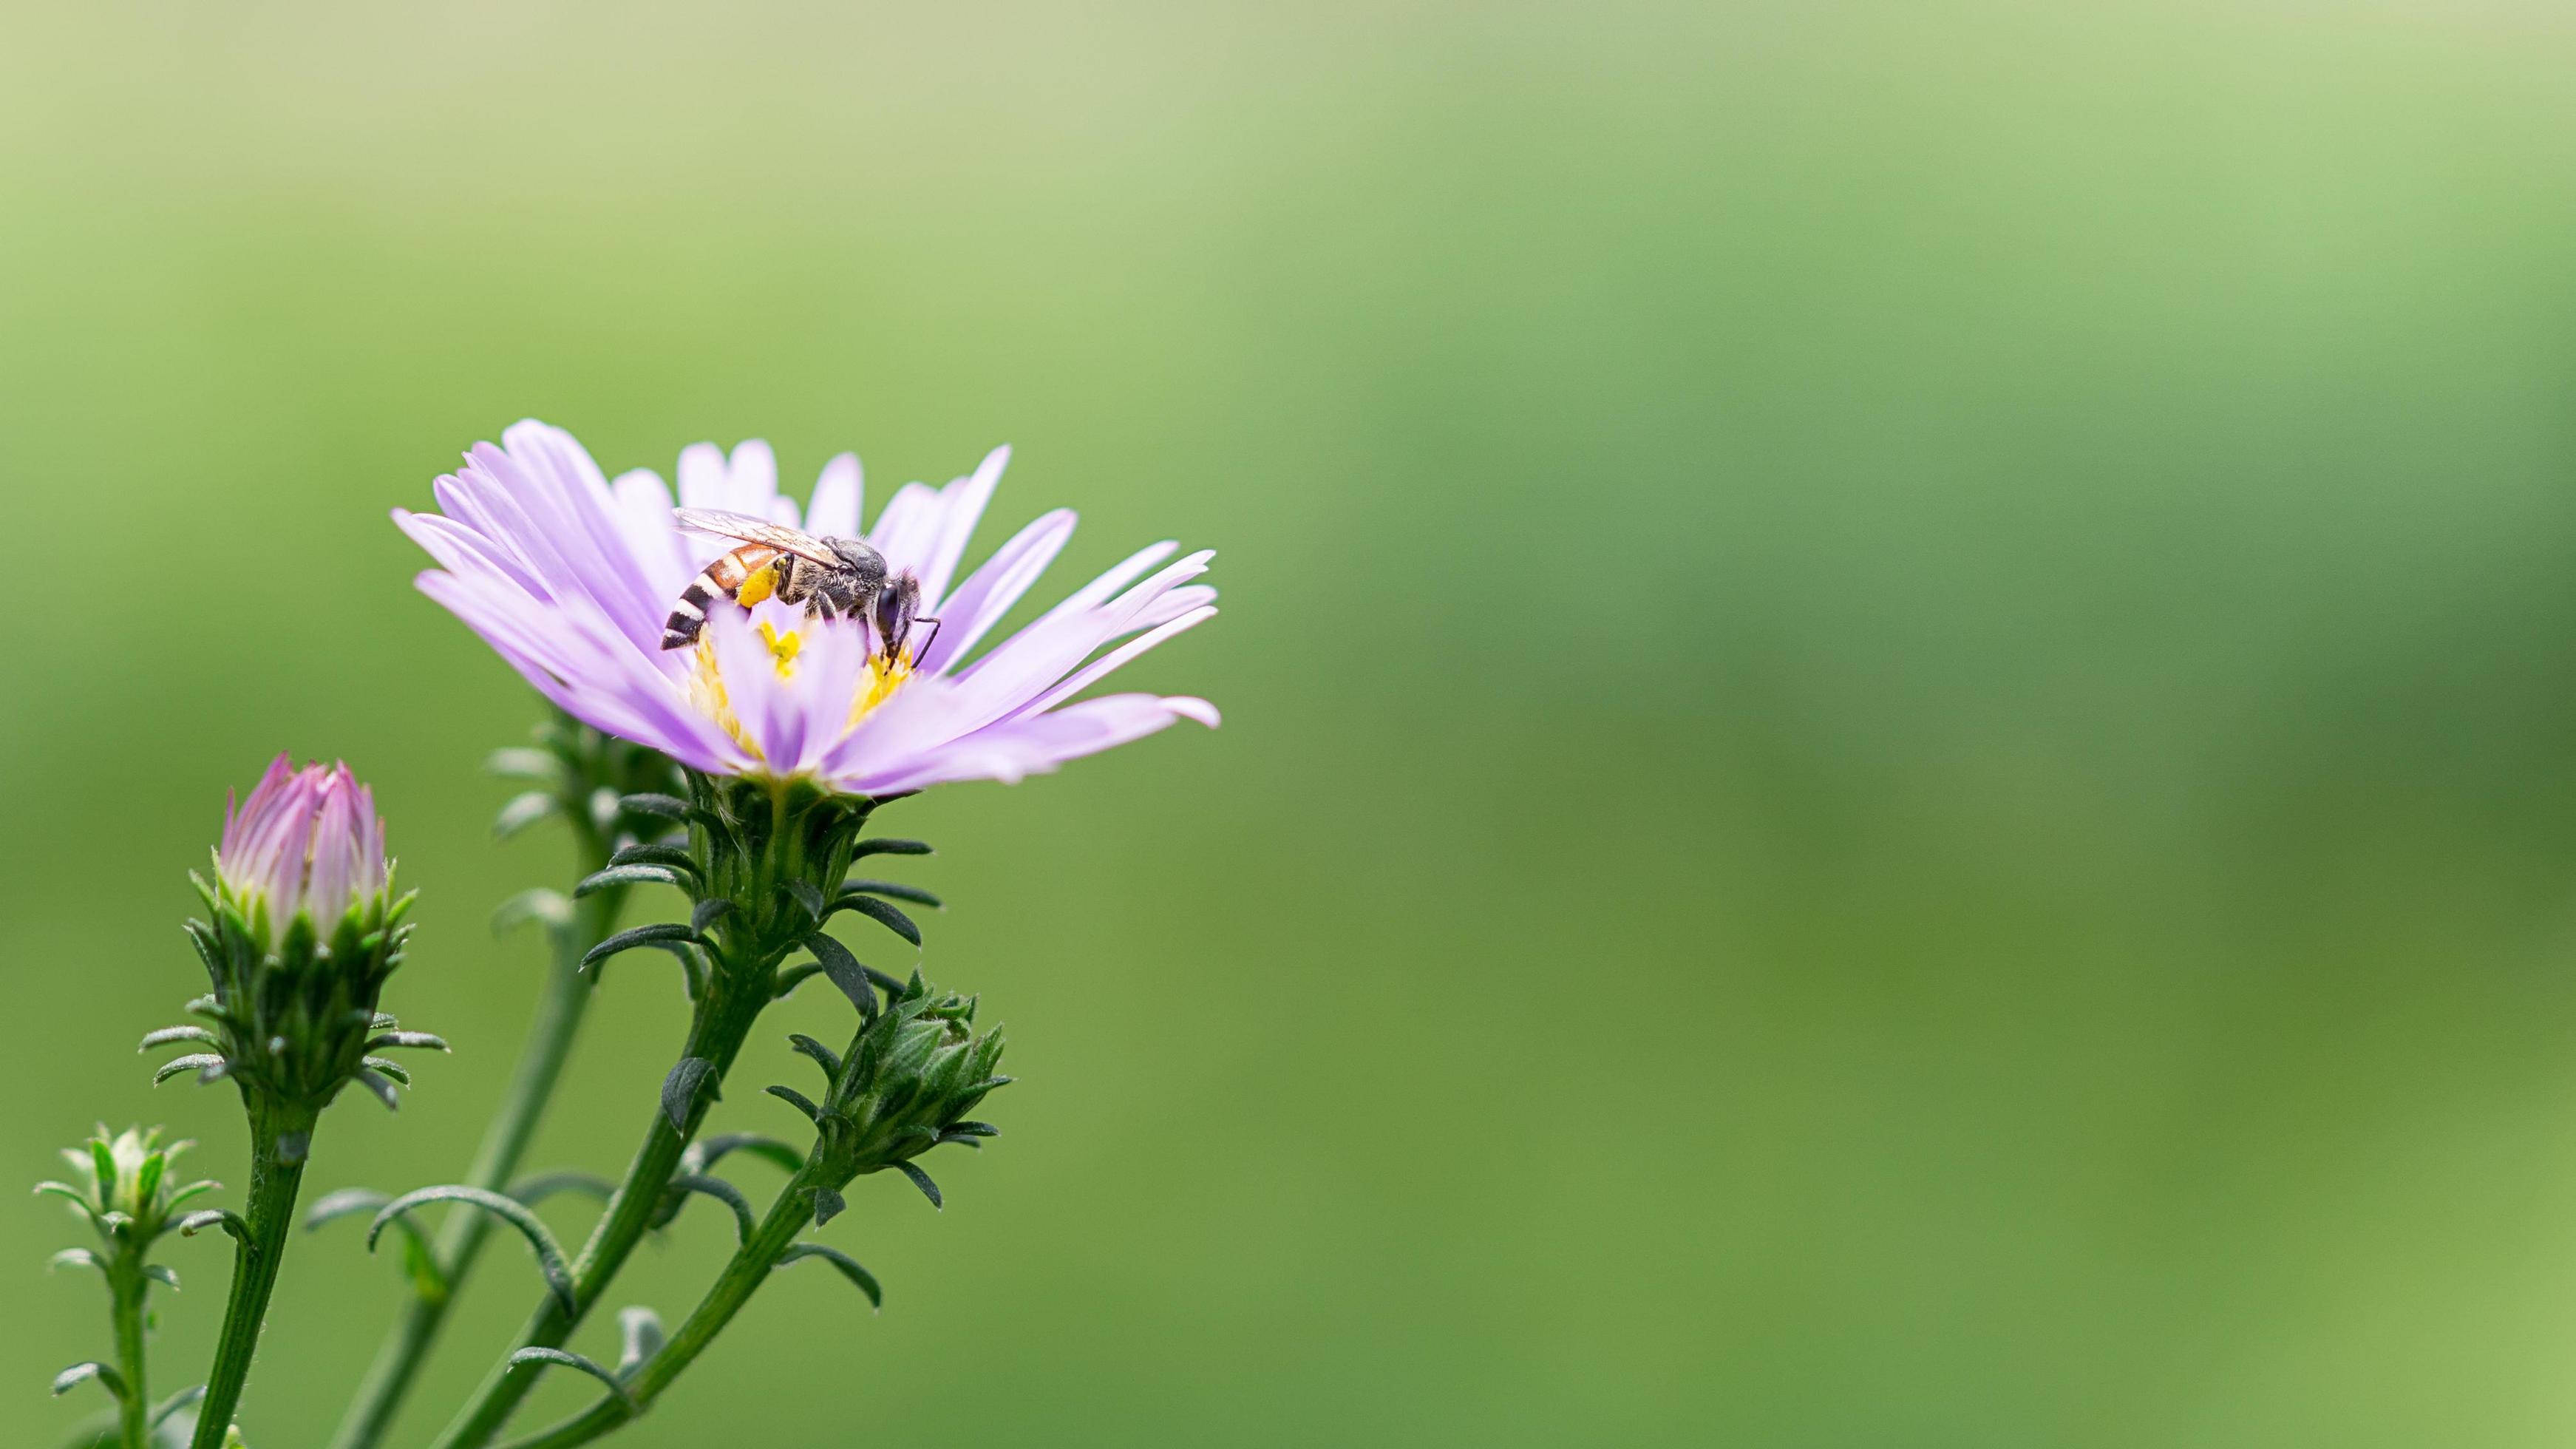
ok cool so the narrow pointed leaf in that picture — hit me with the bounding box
[48,1248,102,1273]
[611,842,698,874]
[840,879,944,909]
[153,1054,226,1086]
[803,933,877,1017]
[690,897,734,936]
[577,863,687,897]
[150,1385,205,1429]
[486,747,565,784]
[832,894,922,946]
[368,1031,450,1052]
[53,1362,125,1399]
[369,1187,575,1314]
[506,1348,633,1410]
[353,1069,402,1112]
[492,889,574,937]
[852,838,934,859]
[778,1243,882,1309]
[507,1171,618,1206]
[621,792,691,820]
[812,1185,847,1227]
[138,1025,217,1051]
[582,923,699,971]
[617,1307,666,1376]
[494,791,559,839]
[684,1134,806,1177]
[891,1160,943,1209]
[143,1264,181,1291]
[785,878,829,924]
[787,1034,841,1079]
[669,1175,757,1245]
[662,1057,716,1134]
[765,1085,822,1124]
[175,1209,248,1241]
[363,1056,413,1086]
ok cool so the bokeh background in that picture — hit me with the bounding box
[7,1,2576,1444]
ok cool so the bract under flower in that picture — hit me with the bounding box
[397,423,1217,795]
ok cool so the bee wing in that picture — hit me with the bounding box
[671,509,843,566]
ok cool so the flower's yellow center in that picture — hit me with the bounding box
[687,622,916,766]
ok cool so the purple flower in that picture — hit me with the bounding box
[397,422,1218,794]
[216,756,392,946]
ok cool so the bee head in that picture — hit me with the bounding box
[826,537,888,591]
[874,573,923,657]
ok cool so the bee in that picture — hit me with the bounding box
[662,509,940,662]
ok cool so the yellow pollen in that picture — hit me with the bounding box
[735,560,781,608]
[687,624,917,766]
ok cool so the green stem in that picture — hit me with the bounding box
[191,1098,321,1449]
[326,884,622,1449]
[496,1166,828,1449]
[110,1257,149,1449]
[426,981,775,1449]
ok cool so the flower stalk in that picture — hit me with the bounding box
[429,774,931,1449]
[190,1098,319,1449]
[494,973,1006,1448]
[38,1127,220,1449]
[330,718,675,1449]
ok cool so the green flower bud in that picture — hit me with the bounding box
[811,974,1008,1196]
[33,1125,217,1249]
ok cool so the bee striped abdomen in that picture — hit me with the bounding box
[661,545,782,650]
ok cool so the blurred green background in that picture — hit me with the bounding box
[7,1,2576,1444]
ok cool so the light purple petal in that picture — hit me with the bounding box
[806,453,863,540]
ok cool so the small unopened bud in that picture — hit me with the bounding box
[162,758,430,1113]
[811,974,1008,1202]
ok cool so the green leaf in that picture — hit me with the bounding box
[620,792,692,821]
[492,889,574,937]
[616,1306,665,1376]
[150,1385,205,1430]
[137,1025,217,1052]
[610,842,698,873]
[52,1362,126,1399]
[771,961,825,1000]
[786,1034,842,1079]
[362,1056,413,1087]
[682,1134,806,1178]
[493,791,560,840]
[486,747,566,783]
[812,1185,847,1227]
[152,1054,227,1086]
[891,1161,943,1210]
[667,1175,756,1245]
[851,838,934,859]
[143,1264,181,1292]
[831,894,922,946]
[506,1171,618,1206]
[802,933,877,1017]
[506,1348,633,1410]
[690,897,734,936]
[353,1069,403,1112]
[662,1057,717,1135]
[176,1201,248,1238]
[368,1031,449,1053]
[370,1187,576,1314]
[840,878,945,909]
[765,1085,822,1124]
[582,923,699,973]
[576,863,687,897]
[48,1248,102,1273]
[777,1242,882,1309]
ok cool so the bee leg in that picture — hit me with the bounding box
[906,615,943,667]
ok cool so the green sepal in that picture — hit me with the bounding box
[152,1054,227,1087]
[851,838,934,859]
[577,863,688,897]
[620,792,692,821]
[48,1247,103,1273]
[766,1085,823,1124]
[609,842,699,875]
[890,1160,943,1210]
[812,1184,847,1227]
[582,923,700,973]
[787,1034,842,1079]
